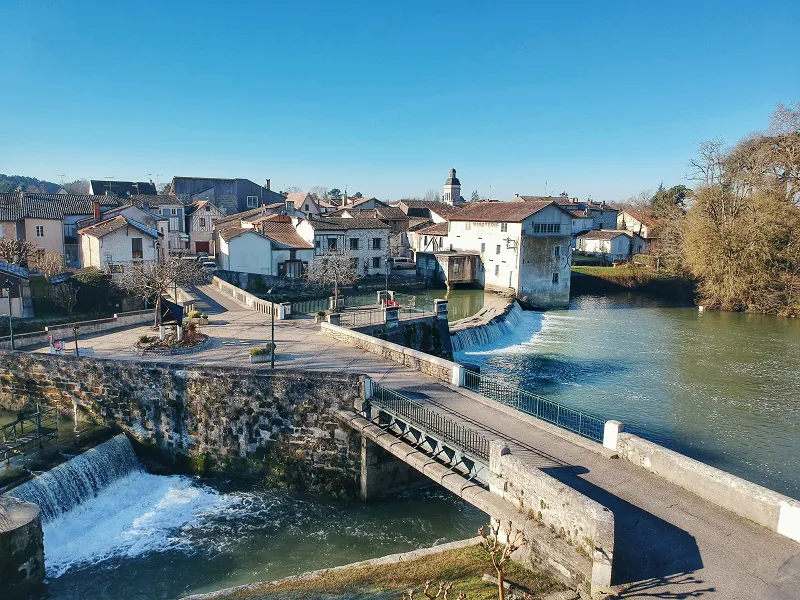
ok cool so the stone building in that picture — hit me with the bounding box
[296,217,390,277]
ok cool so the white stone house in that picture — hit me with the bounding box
[617,210,655,239]
[439,201,574,308]
[185,200,225,255]
[568,209,596,248]
[216,218,314,277]
[284,192,322,218]
[79,215,162,270]
[577,230,646,262]
[295,217,390,277]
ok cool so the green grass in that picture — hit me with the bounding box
[214,546,562,600]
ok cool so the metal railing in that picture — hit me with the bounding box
[343,294,377,308]
[371,384,490,461]
[338,308,386,328]
[290,298,328,315]
[1,407,59,462]
[462,371,605,442]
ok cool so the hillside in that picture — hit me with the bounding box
[0,174,60,194]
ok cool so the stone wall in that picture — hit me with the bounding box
[0,352,366,497]
[353,316,453,360]
[0,498,45,599]
[320,322,457,384]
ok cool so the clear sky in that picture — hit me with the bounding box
[1,0,798,201]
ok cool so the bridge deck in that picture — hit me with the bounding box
[46,282,800,599]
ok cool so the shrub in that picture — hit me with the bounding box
[138,334,151,344]
[187,310,202,319]
[250,343,276,356]
[317,311,327,317]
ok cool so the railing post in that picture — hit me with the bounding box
[603,420,624,451]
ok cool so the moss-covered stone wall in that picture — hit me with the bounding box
[0,352,365,498]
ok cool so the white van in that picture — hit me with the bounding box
[389,257,416,270]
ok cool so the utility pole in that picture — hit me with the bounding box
[72,325,79,357]
[267,288,275,369]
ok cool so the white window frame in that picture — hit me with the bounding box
[500,222,507,232]
[247,195,259,208]
[35,225,44,237]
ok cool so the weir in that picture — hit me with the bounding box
[7,434,141,522]
[450,302,524,353]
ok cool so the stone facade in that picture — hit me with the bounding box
[0,352,366,497]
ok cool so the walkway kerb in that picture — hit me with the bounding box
[603,420,624,451]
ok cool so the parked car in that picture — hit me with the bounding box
[389,257,416,270]
[196,252,209,261]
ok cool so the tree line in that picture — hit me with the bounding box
[640,102,799,317]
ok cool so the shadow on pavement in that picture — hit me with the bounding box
[542,465,704,590]
[612,572,715,598]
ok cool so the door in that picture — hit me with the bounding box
[195,241,210,254]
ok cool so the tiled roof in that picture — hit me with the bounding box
[0,192,122,221]
[415,222,449,236]
[75,204,164,229]
[0,261,29,279]
[285,192,312,209]
[215,205,274,225]
[448,201,558,222]
[408,220,434,232]
[374,205,408,221]
[216,225,254,241]
[569,209,590,218]
[248,214,292,225]
[258,222,314,249]
[79,215,160,239]
[305,216,389,230]
[399,200,461,219]
[129,194,190,207]
[578,229,633,241]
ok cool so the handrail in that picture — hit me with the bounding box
[371,384,490,461]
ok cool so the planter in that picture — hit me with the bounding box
[185,317,209,325]
[250,352,273,364]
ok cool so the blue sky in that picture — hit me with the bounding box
[1,0,798,201]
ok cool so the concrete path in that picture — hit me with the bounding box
[38,282,800,600]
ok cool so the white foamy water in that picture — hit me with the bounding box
[44,470,239,578]
[454,308,546,358]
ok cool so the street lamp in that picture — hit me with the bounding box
[267,288,275,369]
[2,280,14,351]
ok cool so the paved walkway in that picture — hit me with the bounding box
[36,283,800,600]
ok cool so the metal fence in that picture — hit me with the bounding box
[343,294,377,309]
[290,298,328,315]
[370,384,490,461]
[462,371,605,442]
[338,308,386,328]
[1,407,59,462]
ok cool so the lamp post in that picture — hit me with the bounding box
[267,288,275,369]
[2,280,14,351]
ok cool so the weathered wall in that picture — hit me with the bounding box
[0,498,45,599]
[0,352,366,497]
[354,316,453,360]
[321,322,457,384]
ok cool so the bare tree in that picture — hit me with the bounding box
[309,186,330,202]
[52,282,79,315]
[0,239,39,266]
[470,190,480,202]
[116,257,206,325]
[306,250,357,309]
[478,520,527,600]
[424,189,441,203]
[64,179,90,194]
[30,250,65,277]
[403,580,464,600]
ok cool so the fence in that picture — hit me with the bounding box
[370,384,490,461]
[1,407,59,462]
[338,308,386,328]
[290,298,328,315]
[462,371,605,442]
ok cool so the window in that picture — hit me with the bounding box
[494,265,500,276]
[315,238,321,249]
[372,256,381,269]
[327,237,338,251]
[131,237,143,259]
[170,208,178,216]
[500,222,507,232]
[480,242,485,253]
[552,272,559,284]
[453,261,461,274]
[199,218,206,227]
[496,245,501,255]
[350,237,359,251]
[532,223,562,234]
[554,245,560,257]
[305,204,309,211]
[35,225,44,237]
[247,195,258,208]
[372,237,382,250]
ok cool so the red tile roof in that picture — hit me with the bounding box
[448,201,565,222]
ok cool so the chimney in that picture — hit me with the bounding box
[265,179,271,191]
[93,200,101,220]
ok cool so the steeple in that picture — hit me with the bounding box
[443,168,462,206]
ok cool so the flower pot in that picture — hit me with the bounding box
[250,352,273,364]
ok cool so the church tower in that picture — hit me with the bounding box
[443,168,462,206]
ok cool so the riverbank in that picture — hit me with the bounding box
[570,266,695,303]
[182,539,564,600]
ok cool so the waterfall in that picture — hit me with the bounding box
[7,434,142,522]
[450,302,525,353]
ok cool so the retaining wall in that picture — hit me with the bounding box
[321,322,457,384]
[0,352,365,497]
[612,431,800,543]
[0,310,153,350]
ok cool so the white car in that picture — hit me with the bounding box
[389,257,416,270]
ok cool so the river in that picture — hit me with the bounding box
[455,291,800,499]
